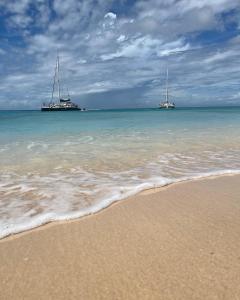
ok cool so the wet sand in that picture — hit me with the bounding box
[1,175,240,300]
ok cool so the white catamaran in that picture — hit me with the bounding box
[159,68,175,109]
[41,55,82,111]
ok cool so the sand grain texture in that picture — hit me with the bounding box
[1,175,240,299]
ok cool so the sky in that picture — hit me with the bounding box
[0,0,240,109]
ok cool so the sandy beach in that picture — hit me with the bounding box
[1,174,240,300]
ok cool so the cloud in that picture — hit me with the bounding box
[131,0,240,38]
[101,36,190,60]
[104,12,117,20]
[117,35,126,43]
[204,49,238,64]
[0,0,240,109]
[1,0,31,14]
[102,11,117,29]
[0,0,51,30]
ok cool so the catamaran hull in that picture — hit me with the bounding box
[41,107,81,111]
[158,106,175,109]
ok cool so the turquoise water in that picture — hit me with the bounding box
[0,107,240,238]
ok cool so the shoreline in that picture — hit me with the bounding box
[1,171,240,242]
[1,173,240,299]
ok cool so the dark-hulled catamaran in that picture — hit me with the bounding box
[41,55,81,111]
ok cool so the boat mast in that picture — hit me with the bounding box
[51,58,58,103]
[57,54,61,102]
[165,67,169,103]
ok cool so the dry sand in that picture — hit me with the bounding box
[1,175,240,300]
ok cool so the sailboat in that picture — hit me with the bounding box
[41,55,81,111]
[159,68,175,109]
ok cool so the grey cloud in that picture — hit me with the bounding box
[131,0,239,38]
[0,0,239,109]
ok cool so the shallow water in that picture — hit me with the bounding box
[0,107,240,238]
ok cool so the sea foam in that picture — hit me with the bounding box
[1,167,240,239]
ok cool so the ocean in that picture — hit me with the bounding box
[0,107,240,238]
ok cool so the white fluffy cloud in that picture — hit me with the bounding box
[0,0,239,109]
[104,12,117,20]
